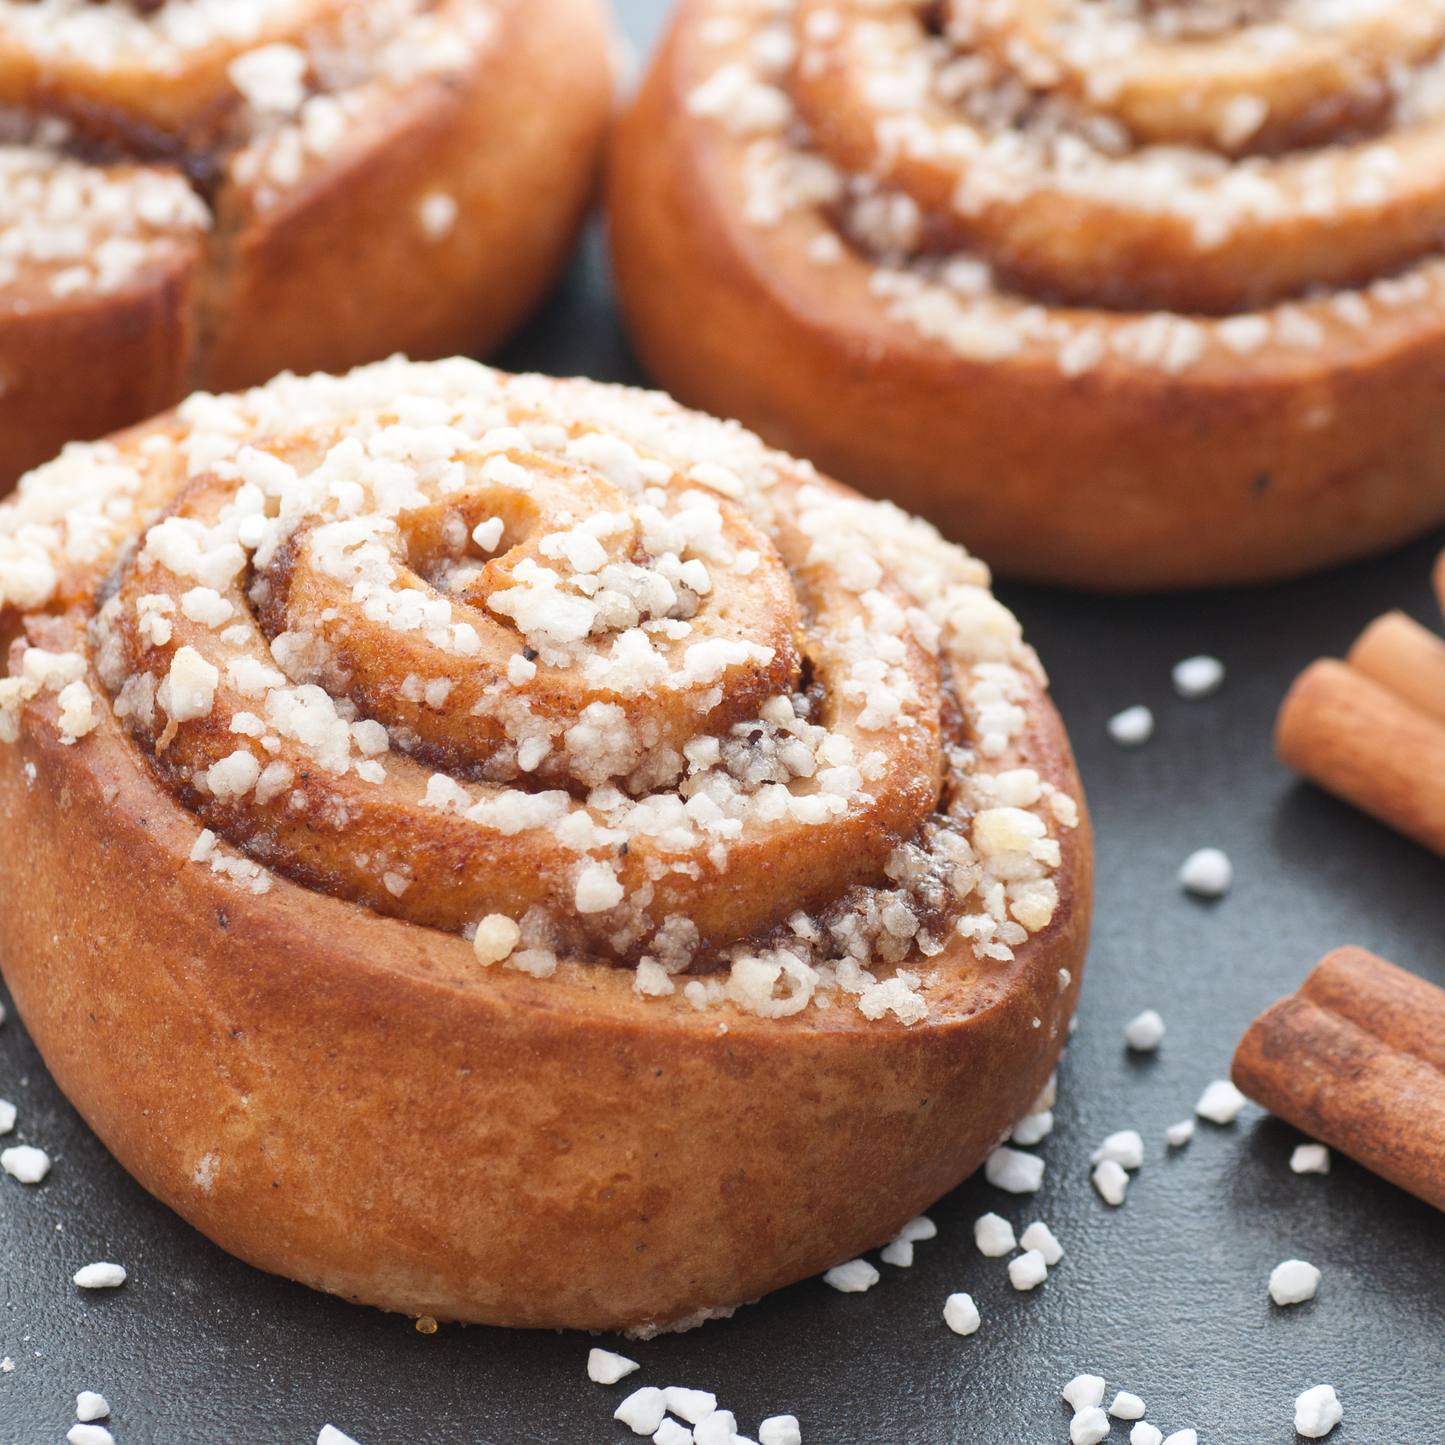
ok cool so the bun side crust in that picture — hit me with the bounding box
[201,0,614,390]
[0,250,200,487]
[0,634,1087,1332]
[607,3,1445,592]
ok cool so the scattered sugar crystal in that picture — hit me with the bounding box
[1008,1249,1048,1290]
[663,1388,717,1424]
[575,863,624,914]
[1108,706,1153,746]
[1092,1159,1129,1206]
[1294,1385,1343,1438]
[1011,1110,1053,1144]
[1196,1079,1249,1124]
[73,1263,126,1289]
[973,1212,1016,1256]
[1124,1010,1165,1051]
[985,1146,1044,1194]
[1130,1426,1163,1445]
[1172,656,1224,698]
[758,1416,801,1445]
[1269,1259,1321,1305]
[1179,848,1232,898]
[897,1215,937,1242]
[1063,1376,1106,1411]
[76,1393,110,1422]
[1166,1120,1195,1147]
[1020,1222,1063,1265]
[1110,1393,1145,1420]
[616,1387,668,1435]
[1291,1144,1331,1175]
[694,1411,739,1445]
[1070,1407,1110,1445]
[587,1348,639,1384]
[472,915,521,966]
[0,1099,13,1134]
[654,1421,692,1445]
[67,1427,113,1445]
[318,1429,361,1445]
[822,1259,878,1293]
[1091,1131,1144,1170]
[943,1292,980,1335]
[1,1144,50,1183]
[1162,1432,1197,1445]
[880,1238,913,1267]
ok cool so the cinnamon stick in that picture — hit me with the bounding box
[1346,610,1445,727]
[1276,656,1445,857]
[1232,947,1445,1212]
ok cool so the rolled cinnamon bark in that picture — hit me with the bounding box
[1346,610,1445,727]
[1275,657,1445,857]
[1232,947,1445,1212]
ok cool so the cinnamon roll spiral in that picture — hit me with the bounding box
[609,0,1445,589]
[0,0,612,491]
[0,358,1089,1330]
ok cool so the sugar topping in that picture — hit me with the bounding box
[684,0,1445,378]
[1,356,1080,1031]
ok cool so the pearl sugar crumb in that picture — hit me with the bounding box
[822,1258,879,1293]
[985,1146,1045,1194]
[1123,1009,1165,1051]
[1179,847,1232,897]
[1196,1079,1249,1124]
[1295,1385,1343,1439]
[1290,1144,1331,1174]
[973,1212,1016,1257]
[943,1292,981,1335]
[1269,1259,1321,1306]
[1107,705,1154,746]
[74,1263,127,1289]
[1172,656,1225,698]
[587,1348,639,1385]
[1019,1221,1063,1265]
[1008,1248,1048,1290]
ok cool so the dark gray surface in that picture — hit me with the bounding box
[4,2,1445,1439]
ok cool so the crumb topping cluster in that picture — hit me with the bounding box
[0,357,1080,1029]
[684,0,1445,380]
[0,0,494,305]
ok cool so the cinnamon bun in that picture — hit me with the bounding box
[608,0,1445,590]
[0,357,1089,1332]
[0,0,612,492]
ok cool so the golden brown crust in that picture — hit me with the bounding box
[0,0,613,492]
[606,1,1445,591]
[0,633,1087,1331]
[0,360,1091,1331]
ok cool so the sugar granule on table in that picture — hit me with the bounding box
[588,1348,639,1385]
[74,1263,127,1289]
[318,1427,362,1445]
[758,1415,801,1445]
[1063,1375,1106,1411]
[654,1419,694,1445]
[663,1388,717,1424]
[1179,847,1232,897]
[822,1258,878,1293]
[1008,1248,1048,1290]
[880,1237,914,1267]
[1269,1259,1321,1305]
[1130,1424,1163,1445]
[974,1212,1016,1257]
[1093,1159,1130,1205]
[985,1145,1045,1193]
[943,1292,981,1335]
[1172,655,1224,698]
[1091,1130,1144,1170]
[897,1215,937,1242]
[1,1143,50,1183]
[1108,705,1154,746]
[616,1386,667,1436]
[1295,1384,1343,1438]
[76,1392,110,1421]
[0,1097,15,1133]
[1165,1119,1195,1147]
[66,1426,113,1445]
[1291,1143,1331,1174]
[1070,1406,1110,1445]
[1196,1079,1249,1124]
[1020,1221,1063,1264]
[694,1409,738,1445]
[1011,1109,1053,1144]
[1123,1009,1165,1051]
[1162,1431,1198,1445]
[1110,1392,1145,1420]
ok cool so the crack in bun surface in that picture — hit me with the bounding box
[0,356,1090,1331]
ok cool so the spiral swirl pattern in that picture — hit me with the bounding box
[1,357,1081,1026]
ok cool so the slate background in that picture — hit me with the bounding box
[3,2,1444,1439]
